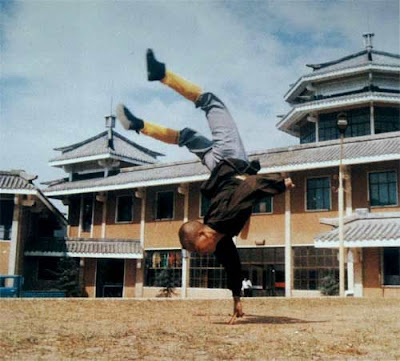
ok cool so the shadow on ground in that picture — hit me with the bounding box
[212,314,326,325]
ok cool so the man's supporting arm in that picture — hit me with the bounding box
[214,236,244,324]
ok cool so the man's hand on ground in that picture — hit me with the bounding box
[228,297,244,325]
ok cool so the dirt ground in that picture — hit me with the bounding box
[0,298,399,361]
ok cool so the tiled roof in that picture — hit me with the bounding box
[0,170,37,192]
[24,237,142,259]
[315,211,400,248]
[50,130,164,166]
[43,131,400,196]
[306,50,400,75]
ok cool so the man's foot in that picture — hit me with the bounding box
[115,104,144,133]
[147,49,166,81]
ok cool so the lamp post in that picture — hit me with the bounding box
[337,113,348,297]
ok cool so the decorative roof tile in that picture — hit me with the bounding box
[0,170,37,192]
[315,211,400,248]
[25,237,142,258]
[50,130,163,166]
[43,131,400,196]
[306,50,400,74]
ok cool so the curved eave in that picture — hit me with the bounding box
[49,153,155,168]
[43,153,400,197]
[24,251,143,259]
[284,64,400,103]
[277,92,400,137]
[315,238,400,248]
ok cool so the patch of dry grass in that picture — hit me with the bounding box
[1,298,399,360]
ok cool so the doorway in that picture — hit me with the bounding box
[95,259,124,297]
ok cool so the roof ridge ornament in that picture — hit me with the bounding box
[363,33,374,61]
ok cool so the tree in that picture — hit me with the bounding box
[155,267,178,298]
[320,273,339,296]
[53,257,82,297]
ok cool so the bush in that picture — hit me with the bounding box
[52,257,82,297]
[155,268,178,298]
[320,274,339,296]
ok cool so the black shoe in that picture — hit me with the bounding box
[115,104,144,133]
[147,49,166,81]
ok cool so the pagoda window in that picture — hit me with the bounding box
[300,121,316,144]
[318,108,370,141]
[374,107,400,134]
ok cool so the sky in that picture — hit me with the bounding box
[1,0,399,187]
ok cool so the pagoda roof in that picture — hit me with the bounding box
[49,130,164,168]
[43,131,400,197]
[277,91,400,137]
[306,50,400,73]
[285,49,400,103]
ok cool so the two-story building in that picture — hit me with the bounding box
[0,170,67,291]
[41,33,400,299]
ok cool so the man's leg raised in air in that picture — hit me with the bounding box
[147,49,248,170]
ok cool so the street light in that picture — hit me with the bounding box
[337,113,348,297]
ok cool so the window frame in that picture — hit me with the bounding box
[252,195,273,215]
[199,193,211,218]
[382,247,400,287]
[81,195,94,233]
[367,170,398,208]
[305,176,332,212]
[115,194,134,224]
[155,190,175,221]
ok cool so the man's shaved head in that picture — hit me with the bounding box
[179,220,203,251]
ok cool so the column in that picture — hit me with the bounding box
[353,248,363,297]
[284,188,292,297]
[346,249,354,296]
[134,188,146,298]
[8,195,22,275]
[178,183,190,298]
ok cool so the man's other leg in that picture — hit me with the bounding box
[196,93,248,168]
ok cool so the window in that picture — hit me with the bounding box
[116,195,133,223]
[0,198,14,240]
[200,194,211,218]
[81,196,93,232]
[375,107,400,134]
[155,191,174,220]
[293,247,339,290]
[383,248,400,285]
[306,177,331,211]
[300,121,316,144]
[253,195,272,214]
[144,250,182,287]
[319,108,370,141]
[369,171,398,207]
[190,253,227,289]
[238,247,285,296]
